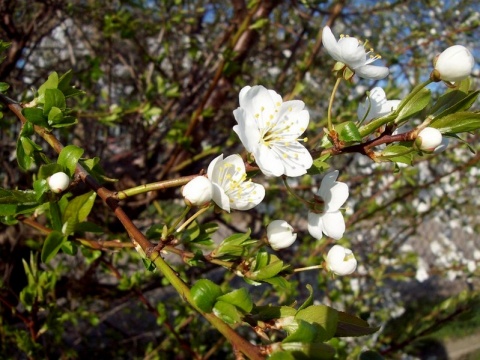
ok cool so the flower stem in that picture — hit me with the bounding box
[293,264,324,272]
[327,76,343,132]
[169,205,192,235]
[176,205,212,233]
[115,175,198,200]
[282,176,311,207]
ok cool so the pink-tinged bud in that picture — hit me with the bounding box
[267,220,297,250]
[434,45,474,82]
[417,127,443,152]
[48,172,70,193]
[326,245,357,276]
[182,176,212,206]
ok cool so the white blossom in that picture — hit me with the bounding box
[417,127,443,152]
[434,45,475,82]
[233,85,313,177]
[207,154,265,212]
[357,87,400,122]
[48,172,70,193]
[322,26,389,80]
[182,176,212,206]
[266,220,297,250]
[308,170,349,240]
[326,245,357,276]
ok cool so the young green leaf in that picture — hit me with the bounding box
[216,288,253,313]
[295,305,339,342]
[57,145,84,176]
[336,121,362,142]
[43,88,66,115]
[22,107,49,127]
[430,112,480,134]
[335,311,380,337]
[191,279,223,313]
[394,87,431,124]
[213,300,242,324]
[41,230,67,263]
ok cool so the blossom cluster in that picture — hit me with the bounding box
[182,25,475,278]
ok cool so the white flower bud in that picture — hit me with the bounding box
[434,45,475,82]
[48,172,70,193]
[417,127,443,152]
[434,136,449,153]
[182,176,212,206]
[326,245,357,276]
[267,220,297,250]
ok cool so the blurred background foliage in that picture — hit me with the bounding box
[1,0,479,358]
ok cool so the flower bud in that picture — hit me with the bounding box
[182,176,212,206]
[433,45,474,82]
[267,220,297,250]
[48,172,70,193]
[326,245,357,276]
[416,127,443,152]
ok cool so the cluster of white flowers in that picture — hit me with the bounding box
[181,25,475,278]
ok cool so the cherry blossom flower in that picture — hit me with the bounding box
[417,127,443,152]
[357,87,400,122]
[233,85,313,177]
[322,26,389,80]
[326,245,357,276]
[48,172,70,193]
[207,154,265,212]
[308,170,349,240]
[267,220,297,250]
[182,176,212,207]
[433,45,474,82]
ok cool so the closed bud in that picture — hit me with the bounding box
[417,127,443,152]
[267,220,297,250]
[182,176,212,207]
[48,172,70,193]
[433,45,474,82]
[326,245,357,276]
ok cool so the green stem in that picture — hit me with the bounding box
[293,264,324,273]
[169,205,192,235]
[282,176,311,207]
[150,251,264,360]
[176,205,211,233]
[327,77,343,132]
[115,175,198,200]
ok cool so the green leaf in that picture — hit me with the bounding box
[49,201,63,232]
[283,319,318,343]
[268,352,295,360]
[57,70,84,98]
[41,230,67,263]
[0,82,9,92]
[378,144,414,165]
[22,107,48,127]
[298,285,314,311]
[50,115,78,128]
[430,90,479,119]
[253,305,297,321]
[20,136,42,155]
[336,121,362,142]
[249,18,269,30]
[37,72,59,105]
[295,305,338,342]
[430,112,480,134]
[276,342,336,359]
[47,106,64,125]
[62,191,97,236]
[57,145,84,176]
[250,252,285,281]
[335,311,380,337]
[38,163,64,180]
[44,88,66,114]
[213,300,242,324]
[216,288,253,313]
[395,87,431,124]
[191,279,223,313]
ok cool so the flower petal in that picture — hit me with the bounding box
[233,108,261,152]
[211,182,231,212]
[319,170,339,196]
[323,182,349,212]
[320,210,345,240]
[229,181,265,211]
[307,212,324,240]
[355,65,389,80]
[322,26,342,62]
[253,144,286,177]
[238,85,276,130]
[207,154,224,180]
